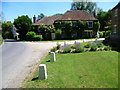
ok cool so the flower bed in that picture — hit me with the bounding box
[50,40,112,54]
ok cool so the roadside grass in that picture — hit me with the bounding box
[22,51,118,88]
[0,35,3,45]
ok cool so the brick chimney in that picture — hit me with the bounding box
[33,15,36,23]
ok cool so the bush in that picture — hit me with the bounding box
[99,31,104,38]
[75,44,84,53]
[26,31,42,41]
[84,42,91,48]
[90,44,98,51]
[63,46,71,53]
[105,30,111,39]
[55,29,62,39]
[96,42,104,48]
[51,47,57,52]
[104,46,111,51]
[34,35,42,41]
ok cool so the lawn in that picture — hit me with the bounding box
[0,35,3,45]
[22,51,118,88]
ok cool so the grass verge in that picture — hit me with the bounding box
[22,51,118,88]
[0,35,3,45]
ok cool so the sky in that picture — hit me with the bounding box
[1,1,119,22]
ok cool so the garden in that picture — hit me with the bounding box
[22,40,118,88]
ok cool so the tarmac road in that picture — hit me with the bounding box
[1,41,56,88]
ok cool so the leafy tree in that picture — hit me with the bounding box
[51,13,63,16]
[37,13,45,21]
[93,21,100,32]
[14,15,32,40]
[2,23,13,39]
[71,0,96,15]
[96,10,111,31]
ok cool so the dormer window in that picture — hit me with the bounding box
[88,21,93,28]
[115,9,118,17]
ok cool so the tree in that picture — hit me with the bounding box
[96,10,111,31]
[2,23,13,39]
[37,13,45,21]
[71,0,96,15]
[14,15,32,40]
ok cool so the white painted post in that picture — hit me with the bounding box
[39,64,47,80]
[50,52,56,62]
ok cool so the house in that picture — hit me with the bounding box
[33,10,98,40]
[111,2,120,48]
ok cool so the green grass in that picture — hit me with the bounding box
[0,35,3,45]
[22,51,118,88]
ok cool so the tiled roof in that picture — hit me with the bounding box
[33,10,97,26]
[33,15,62,26]
[57,10,97,21]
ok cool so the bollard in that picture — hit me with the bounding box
[39,64,47,80]
[50,52,56,62]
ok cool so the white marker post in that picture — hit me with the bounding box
[50,52,56,62]
[39,64,47,80]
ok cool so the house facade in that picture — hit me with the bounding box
[33,10,98,40]
[111,2,120,43]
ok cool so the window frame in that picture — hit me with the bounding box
[88,21,93,28]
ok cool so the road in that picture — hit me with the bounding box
[1,38,104,88]
[1,41,56,88]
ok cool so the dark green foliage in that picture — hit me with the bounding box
[34,35,42,41]
[96,10,111,31]
[93,21,100,32]
[37,13,45,21]
[99,31,104,38]
[90,44,98,51]
[2,23,13,39]
[63,46,71,53]
[75,44,84,53]
[84,42,92,48]
[97,42,104,48]
[14,15,32,40]
[26,31,42,41]
[55,29,62,39]
[51,47,57,52]
[105,30,111,39]
[104,46,111,51]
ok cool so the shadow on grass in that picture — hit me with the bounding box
[46,60,50,62]
[31,77,38,81]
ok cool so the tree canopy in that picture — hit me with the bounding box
[14,15,32,40]
[37,13,45,21]
[71,0,96,15]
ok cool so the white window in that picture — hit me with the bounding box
[88,21,93,28]
[113,25,117,33]
[115,9,118,17]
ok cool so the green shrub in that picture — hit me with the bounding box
[26,31,36,41]
[97,43,104,48]
[104,46,111,51]
[34,35,42,41]
[105,30,111,39]
[63,46,71,53]
[90,44,98,51]
[55,29,62,39]
[99,31,103,38]
[84,42,91,48]
[51,47,57,52]
[75,45,84,53]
